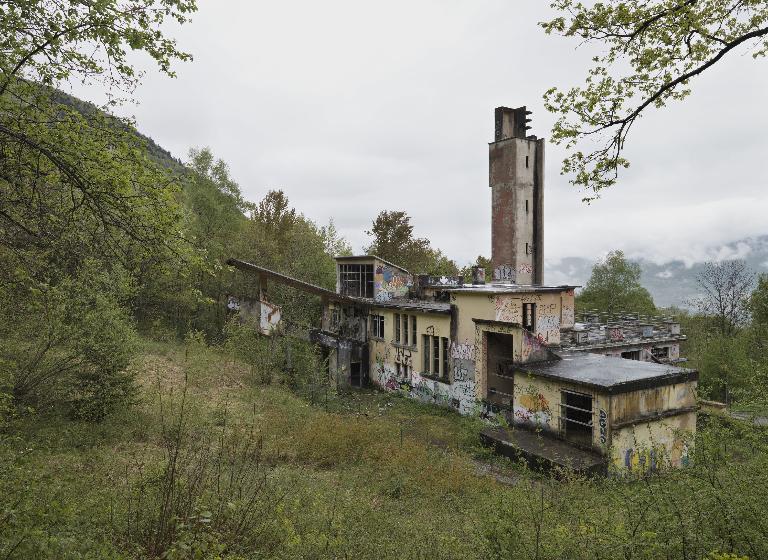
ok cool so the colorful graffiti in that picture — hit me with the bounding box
[374,265,411,301]
[514,388,552,427]
[607,327,624,341]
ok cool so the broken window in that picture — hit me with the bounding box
[523,303,536,332]
[371,314,384,339]
[621,350,641,360]
[560,390,593,447]
[421,334,448,380]
[339,264,374,298]
[651,346,669,359]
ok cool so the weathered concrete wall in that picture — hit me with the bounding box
[452,291,564,346]
[560,289,575,329]
[367,310,480,413]
[610,413,695,470]
[489,137,542,285]
[610,382,697,426]
[607,381,697,470]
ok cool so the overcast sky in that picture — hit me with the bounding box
[73,0,768,269]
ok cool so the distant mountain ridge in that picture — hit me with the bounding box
[545,236,768,308]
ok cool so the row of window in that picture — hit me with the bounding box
[369,314,449,380]
[371,305,538,340]
[371,313,419,346]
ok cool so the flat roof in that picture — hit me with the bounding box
[358,298,451,315]
[334,255,410,274]
[517,352,698,394]
[446,284,579,295]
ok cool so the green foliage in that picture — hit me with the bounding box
[364,210,459,275]
[576,250,656,316]
[542,1,768,198]
[3,342,768,559]
[0,261,138,421]
[460,255,493,281]
[749,273,768,329]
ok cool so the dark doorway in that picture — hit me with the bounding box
[561,390,593,447]
[350,362,361,387]
[486,332,515,408]
[621,350,640,360]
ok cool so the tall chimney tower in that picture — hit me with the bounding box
[489,106,544,285]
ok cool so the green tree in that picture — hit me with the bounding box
[364,210,458,275]
[460,255,493,282]
[749,274,768,329]
[0,1,197,418]
[577,250,656,316]
[542,1,768,199]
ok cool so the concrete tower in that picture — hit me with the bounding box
[489,106,544,285]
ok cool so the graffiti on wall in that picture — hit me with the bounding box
[494,295,521,323]
[452,358,474,382]
[394,346,412,366]
[374,265,411,302]
[599,409,607,445]
[607,327,624,341]
[493,264,515,283]
[450,341,476,361]
[521,330,547,362]
[259,300,282,334]
[517,263,533,275]
[514,388,552,427]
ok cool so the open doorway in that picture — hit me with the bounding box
[561,390,593,447]
[486,332,515,408]
[350,362,361,387]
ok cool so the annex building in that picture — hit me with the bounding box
[229,106,698,473]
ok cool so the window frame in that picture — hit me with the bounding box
[522,302,536,332]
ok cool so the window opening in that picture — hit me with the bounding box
[394,313,401,343]
[522,303,536,332]
[411,316,417,346]
[371,315,384,338]
[560,390,593,446]
[339,264,374,297]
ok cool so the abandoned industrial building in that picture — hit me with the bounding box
[228,105,698,473]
